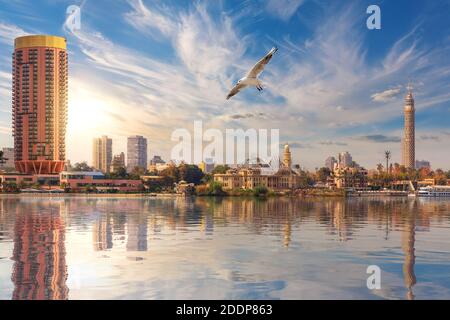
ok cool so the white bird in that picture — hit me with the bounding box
[226,46,278,100]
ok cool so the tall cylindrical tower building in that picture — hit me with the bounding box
[402,89,415,169]
[12,35,68,174]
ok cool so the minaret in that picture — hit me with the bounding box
[402,86,415,168]
[283,143,292,169]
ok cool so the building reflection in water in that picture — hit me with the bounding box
[89,200,150,252]
[93,214,113,251]
[2,197,446,300]
[126,211,148,252]
[402,201,417,300]
[195,197,424,297]
[283,220,291,248]
[11,200,68,300]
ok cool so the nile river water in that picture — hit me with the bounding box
[0,196,450,300]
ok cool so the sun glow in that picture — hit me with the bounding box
[67,82,114,163]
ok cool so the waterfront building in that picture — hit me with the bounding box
[325,156,337,171]
[214,143,301,191]
[333,166,368,190]
[140,175,165,183]
[149,155,165,165]
[127,135,147,172]
[415,160,430,170]
[111,152,125,173]
[12,35,68,174]
[0,147,15,169]
[149,163,171,173]
[214,167,302,191]
[0,173,60,189]
[59,171,143,192]
[338,152,353,168]
[283,143,292,168]
[92,136,112,173]
[417,178,438,187]
[174,180,196,195]
[402,88,415,168]
[147,155,167,172]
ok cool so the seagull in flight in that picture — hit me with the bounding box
[226,47,278,100]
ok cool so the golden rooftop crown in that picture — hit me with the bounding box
[14,35,66,50]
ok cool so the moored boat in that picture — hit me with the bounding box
[417,186,450,197]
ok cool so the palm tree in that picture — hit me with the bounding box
[377,163,384,173]
[385,151,391,174]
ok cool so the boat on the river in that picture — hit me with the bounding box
[416,186,450,197]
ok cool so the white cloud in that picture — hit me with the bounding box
[60,2,256,163]
[66,0,450,169]
[0,22,29,45]
[371,87,402,102]
[124,0,176,39]
[265,0,305,21]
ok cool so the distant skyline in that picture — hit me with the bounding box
[0,0,450,170]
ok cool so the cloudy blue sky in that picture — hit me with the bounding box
[0,0,449,170]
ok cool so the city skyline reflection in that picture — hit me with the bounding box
[0,197,449,299]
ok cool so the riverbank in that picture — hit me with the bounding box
[0,192,179,198]
[0,189,345,198]
[0,189,410,198]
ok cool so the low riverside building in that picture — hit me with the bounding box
[333,166,369,190]
[60,171,143,192]
[110,152,125,173]
[147,156,166,172]
[140,175,165,183]
[0,173,60,189]
[213,143,303,191]
[175,180,195,195]
[417,178,450,187]
[214,167,302,191]
[140,175,168,191]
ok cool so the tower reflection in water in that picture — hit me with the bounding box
[11,200,68,300]
[402,201,417,300]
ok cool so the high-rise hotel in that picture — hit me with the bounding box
[127,135,147,171]
[402,88,415,169]
[12,35,68,174]
[93,136,112,173]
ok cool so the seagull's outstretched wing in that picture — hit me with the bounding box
[226,82,247,100]
[246,47,278,78]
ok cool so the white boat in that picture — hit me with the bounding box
[417,186,450,197]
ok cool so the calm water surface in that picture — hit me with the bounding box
[0,196,450,300]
